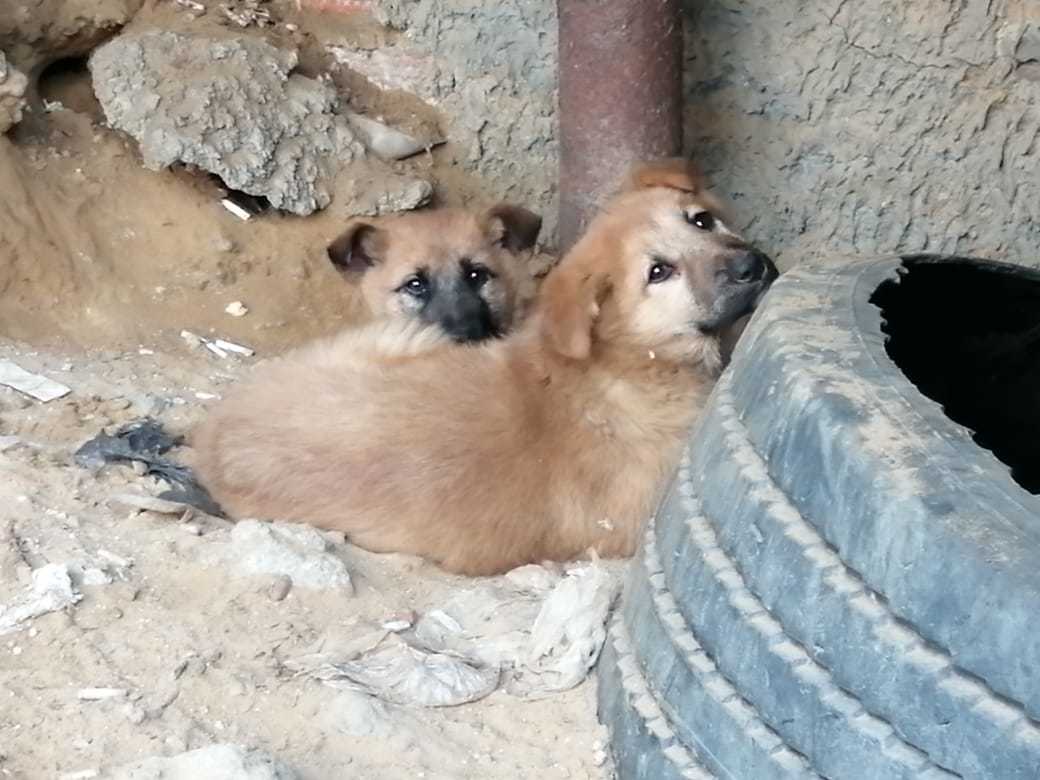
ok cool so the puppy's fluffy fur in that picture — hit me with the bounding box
[326,205,544,342]
[192,160,776,575]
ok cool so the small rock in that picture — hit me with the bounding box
[110,493,190,515]
[266,574,292,602]
[225,301,249,317]
[212,520,353,592]
[90,32,364,215]
[109,743,298,780]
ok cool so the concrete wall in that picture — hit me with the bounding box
[383,0,1040,267]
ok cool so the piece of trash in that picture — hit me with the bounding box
[174,0,205,11]
[225,301,248,317]
[75,419,182,471]
[411,561,620,699]
[59,770,100,780]
[220,1,274,28]
[180,330,204,350]
[74,419,226,517]
[195,391,219,401]
[77,687,128,701]
[220,198,254,221]
[0,360,71,402]
[81,567,113,586]
[212,338,254,357]
[381,610,416,632]
[138,347,155,356]
[0,563,82,635]
[344,110,443,161]
[317,637,499,707]
[97,549,133,570]
[205,341,230,359]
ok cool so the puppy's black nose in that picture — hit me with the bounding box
[726,250,772,284]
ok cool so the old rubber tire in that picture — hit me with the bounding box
[597,255,1040,779]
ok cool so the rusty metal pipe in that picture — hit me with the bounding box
[557,0,683,250]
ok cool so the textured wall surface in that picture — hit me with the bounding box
[685,0,1040,267]
[383,0,1039,266]
[374,0,560,239]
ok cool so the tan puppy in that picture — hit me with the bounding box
[327,205,543,342]
[192,159,777,575]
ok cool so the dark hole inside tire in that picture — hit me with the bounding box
[872,257,1040,494]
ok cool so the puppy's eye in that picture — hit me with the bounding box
[463,262,494,288]
[648,260,676,285]
[688,211,715,231]
[400,275,429,297]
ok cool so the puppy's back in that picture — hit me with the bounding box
[191,320,560,570]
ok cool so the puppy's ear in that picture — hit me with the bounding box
[541,262,611,361]
[484,204,543,252]
[327,221,386,276]
[623,158,703,194]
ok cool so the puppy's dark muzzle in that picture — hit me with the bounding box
[725,249,777,287]
[699,248,778,333]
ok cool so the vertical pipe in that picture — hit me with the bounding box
[557,0,683,251]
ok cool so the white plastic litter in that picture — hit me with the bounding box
[316,637,500,707]
[0,360,71,402]
[413,561,620,698]
[0,563,82,634]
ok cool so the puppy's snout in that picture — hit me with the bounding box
[725,250,773,284]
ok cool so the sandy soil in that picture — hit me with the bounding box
[0,3,604,776]
[0,338,615,779]
[0,0,541,353]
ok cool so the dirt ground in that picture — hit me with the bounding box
[0,0,543,354]
[0,338,614,779]
[0,2,613,776]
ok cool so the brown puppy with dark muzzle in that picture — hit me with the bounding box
[327,205,543,342]
[191,159,777,576]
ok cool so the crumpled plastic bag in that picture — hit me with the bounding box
[285,560,620,707]
[413,561,620,699]
[0,563,82,634]
[296,633,499,707]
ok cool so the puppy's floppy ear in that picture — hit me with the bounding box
[483,204,543,252]
[327,220,386,277]
[623,158,703,194]
[540,261,612,361]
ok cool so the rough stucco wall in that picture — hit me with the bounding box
[382,0,1038,266]
[374,0,559,239]
[686,0,1040,268]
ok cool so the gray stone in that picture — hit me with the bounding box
[89,31,364,215]
[0,50,26,134]
[110,743,297,780]
[222,519,353,592]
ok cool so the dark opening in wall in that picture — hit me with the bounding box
[872,256,1040,494]
[37,56,103,120]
